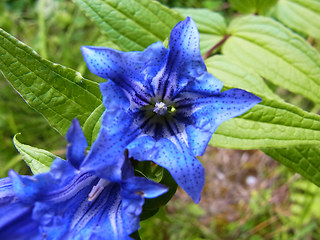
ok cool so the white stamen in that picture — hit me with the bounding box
[153,102,167,115]
[88,179,110,201]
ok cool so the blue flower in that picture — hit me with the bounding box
[0,119,168,240]
[81,17,261,203]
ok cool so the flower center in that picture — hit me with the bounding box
[153,102,167,115]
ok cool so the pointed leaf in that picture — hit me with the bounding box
[274,0,320,38]
[73,0,184,51]
[82,103,104,145]
[13,134,57,174]
[0,28,102,136]
[223,16,320,104]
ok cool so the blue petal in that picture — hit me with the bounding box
[33,179,133,240]
[0,202,41,240]
[0,178,40,239]
[10,158,81,203]
[120,176,167,236]
[9,170,41,204]
[186,88,261,155]
[121,176,168,199]
[127,136,204,203]
[0,177,15,206]
[152,17,222,100]
[81,82,140,181]
[66,119,88,169]
[81,42,168,109]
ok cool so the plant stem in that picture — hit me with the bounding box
[202,34,231,60]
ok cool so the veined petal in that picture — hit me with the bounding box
[66,119,88,169]
[127,136,204,203]
[0,177,15,205]
[33,179,133,240]
[0,202,40,240]
[152,17,222,100]
[81,42,167,108]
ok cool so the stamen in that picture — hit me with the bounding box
[88,179,110,201]
[153,102,167,115]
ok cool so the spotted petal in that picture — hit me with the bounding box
[81,42,168,109]
[127,136,204,203]
[186,88,262,156]
[152,17,223,100]
[81,82,141,181]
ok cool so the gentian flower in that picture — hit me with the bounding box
[81,17,261,203]
[0,119,168,240]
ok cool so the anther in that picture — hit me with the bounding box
[88,179,110,201]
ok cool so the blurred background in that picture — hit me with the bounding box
[0,0,320,239]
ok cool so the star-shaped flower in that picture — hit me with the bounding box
[81,17,261,203]
[0,120,167,240]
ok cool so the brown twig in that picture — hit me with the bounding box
[202,34,231,60]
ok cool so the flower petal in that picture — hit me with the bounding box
[81,81,142,181]
[121,176,168,199]
[81,42,168,109]
[186,88,261,155]
[127,136,204,203]
[0,177,15,206]
[66,119,88,169]
[33,178,136,240]
[152,17,222,100]
[0,202,40,240]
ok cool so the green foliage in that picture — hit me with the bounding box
[72,0,184,51]
[273,0,320,38]
[0,28,102,136]
[13,134,57,174]
[229,0,278,15]
[205,55,281,100]
[223,15,320,105]
[263,146,320,189]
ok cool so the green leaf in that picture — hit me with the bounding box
[205,55,282,101]
[263,146,320,188]
[223,15,320,104]
[13,134,57,174]
[0,28,102,136]
[174,8,227,54]
[229,0,278,15]
[73,0,184,51]
[274,0,320,38]
[210,93,320,149]
[83,103,104,145]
